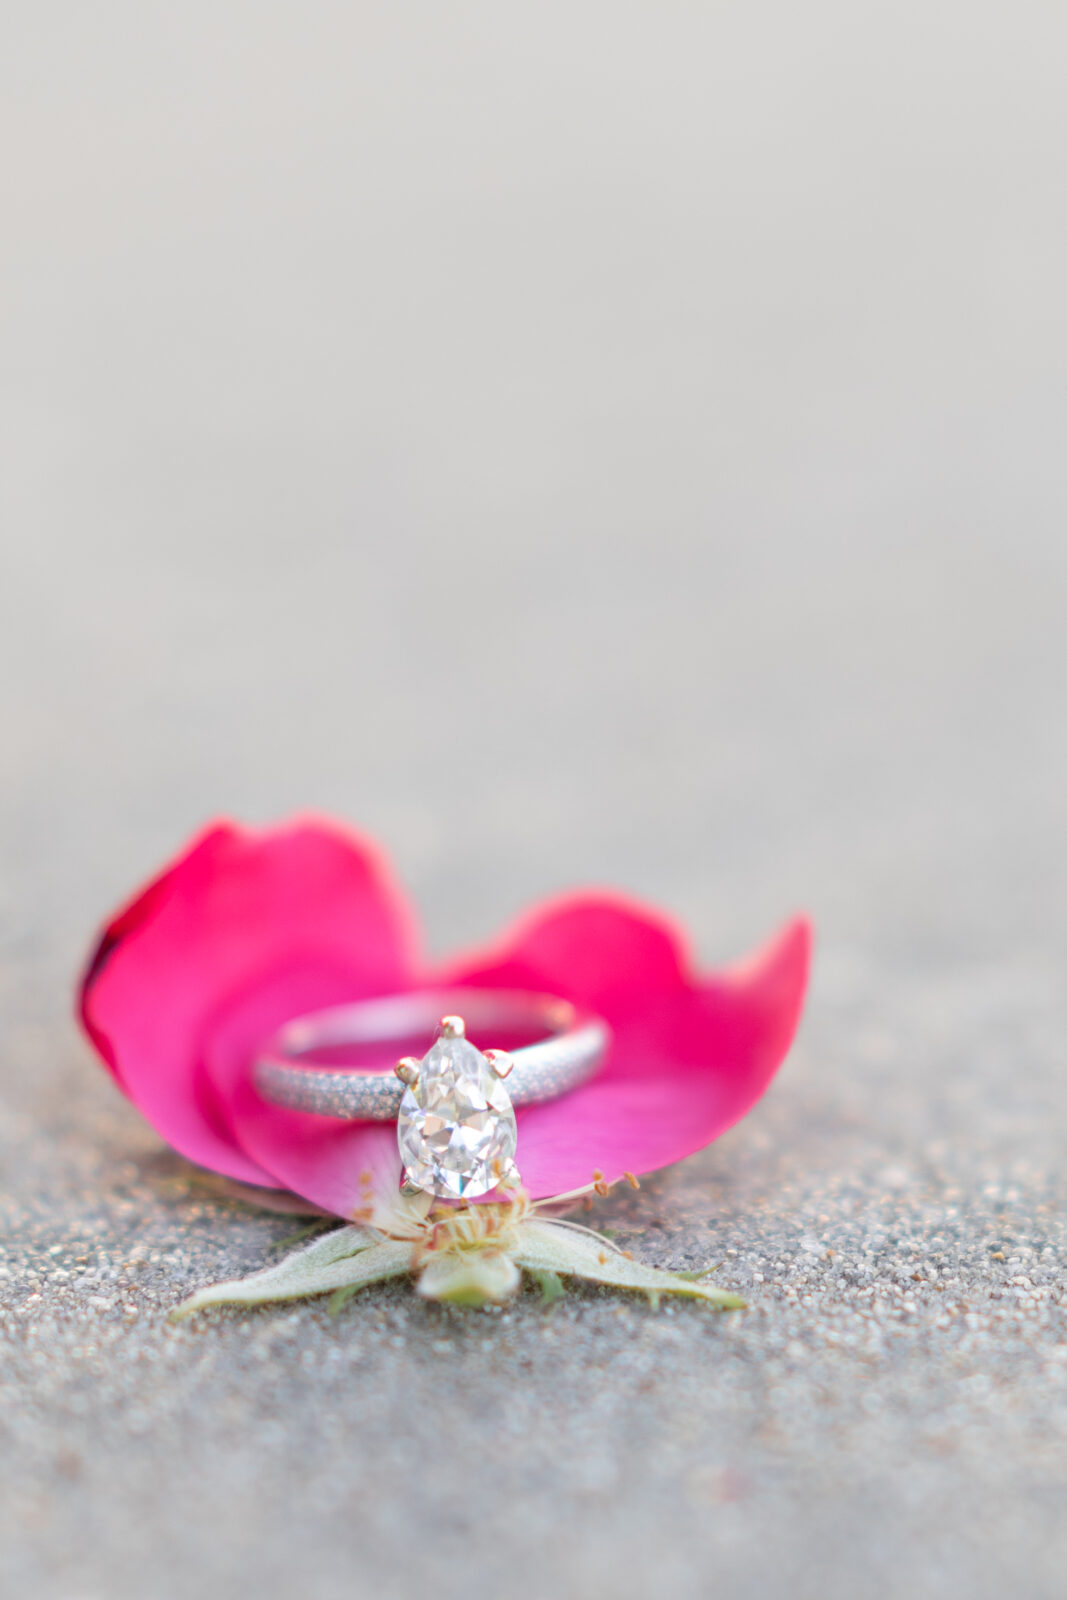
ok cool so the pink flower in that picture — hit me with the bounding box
[79,817,811,1217]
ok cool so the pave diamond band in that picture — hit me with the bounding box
[253,990,610,1123]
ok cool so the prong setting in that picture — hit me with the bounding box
[400,1178,422,1197]
[484,1048,514,1080]
[439,1015,465,1039]
[394,1057,420,1087]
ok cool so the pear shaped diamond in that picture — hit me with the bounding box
[397,1034,518,1199]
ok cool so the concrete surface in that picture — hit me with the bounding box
[1,5,1065,1598]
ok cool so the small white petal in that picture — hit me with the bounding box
[368,1188,435,1238]
[416,1249,521,1307]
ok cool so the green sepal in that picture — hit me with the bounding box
[526,1267,567,1305]
[514,1220,746,1309]
[170,1227,410,1320]
[327,1284,361,1316]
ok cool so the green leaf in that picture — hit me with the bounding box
[170,1226,410,1319]
[514,1220,745,1309]
[526,1267,566,1306]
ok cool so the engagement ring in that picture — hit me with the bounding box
[254,990,609,1200]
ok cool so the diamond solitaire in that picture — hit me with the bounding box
[395,1016,520,1200]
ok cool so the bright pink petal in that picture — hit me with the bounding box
[78,817,422,1186]
[226,1087,403,1222]
[438,891,691,1021]
[441,897,811,1198]
[212,977,405,1217]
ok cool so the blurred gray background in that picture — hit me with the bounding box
[1,5,1064,1599]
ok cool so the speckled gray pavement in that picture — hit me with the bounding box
[2,7,1065,1598]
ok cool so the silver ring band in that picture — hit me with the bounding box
[253,989,609,1121]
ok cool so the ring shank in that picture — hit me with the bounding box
[253,989,609,1121]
